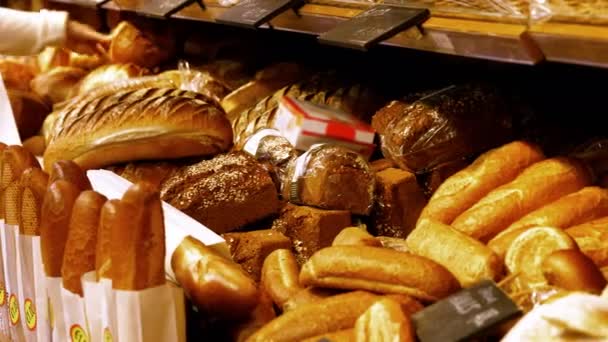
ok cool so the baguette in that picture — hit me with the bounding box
[95,199,129,280]
[48,160,92,191]
[299,246,460,301]
[282,287,339,312]
[332,227,382,247]
[419,141,544,225]
[40,180,82,277]
[377,236,409,253]
[62,191,107,295]
[406,219,502,287]
[354,298,415,342]
[489,186,608,260]
[452,157,591,242]
[261,249,303,309]
[566,217,608,267]
[113,182,165,290]
[542,249,607,294]
[19,168,49,235]
[171,236,258,318]
[246,291,379,342]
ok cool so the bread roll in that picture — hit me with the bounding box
[354,298,415,342]
[261,249,303,309]
[489,186,608,260]
[19,168,49,235]
[282,287,338,312]
[567,217,608,267]
[96,199,129,280]
[76,63,149,95]
[246,291,379,342]
[300,246,460,301]
[30,67,87,103]
[7,89,51,140]
[377,236,409,253]
[48,160,92,191]
[62,191,107,295]
[332,227,382,247]
[108,22,173,69]
[171,236,258,318]
[301,330,354,342]
[22,136,46,157]
[542,249,607,294]
[44,87,233,171]
[406,219,502,287]
[40,180,82,277]
[452,157,591,242]
[113,182,165,290]
[419,141,544,225]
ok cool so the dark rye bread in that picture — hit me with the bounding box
[44,87,233,171]
[161,152,280,234]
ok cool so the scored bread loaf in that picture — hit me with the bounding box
[44,87,233,171]
[489,186,608,260]
[566,217,608,267]
[451,157,591,242]
[19,168,49,235]
[419,141,545,225]
[62,191,107,295]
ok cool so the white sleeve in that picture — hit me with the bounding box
[0,8,68,56]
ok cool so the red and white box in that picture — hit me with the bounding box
[273,96,376,159]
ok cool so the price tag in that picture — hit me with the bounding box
[216,0,301,28]
[115,0,200,18]
[318,5,429,51]
[412,280,521,342]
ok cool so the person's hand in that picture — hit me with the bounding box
[65,20,111,55]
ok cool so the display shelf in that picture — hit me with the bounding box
[48,0,108,8]
[101,0,201,17]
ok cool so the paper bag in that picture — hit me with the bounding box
[0,220,9,340]
[0,74,21,146]
[82,272,115,342]
[4,224,24,341]
[19,235,50,342]
[61,287,89,342]
[46,277,67,342]
[114,284,185,342]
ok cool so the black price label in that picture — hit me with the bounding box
[318,5,429,51]
[216,0,300,28]
[412,280,521,342]
[117,0,198,17]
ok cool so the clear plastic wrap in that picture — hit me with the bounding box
[530,0,608,24]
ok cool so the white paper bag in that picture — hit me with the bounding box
[0,220,10,340]
[46,277,67,342]
[82,272,115,342]
[0,74,21,146]
[19,235,50,342]
[114,284,185,342]
[4,224,24,341]
[61,287,89,342]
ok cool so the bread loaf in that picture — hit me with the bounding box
[542,249,607,294]
[261,249,303,308]
[7,89,51,140]
[171,236,258,318]
[332,227,382,247]
[419,141,544,225]
[108,21,173,69]
[2,146,40,223]
[566,217,608,267]
[282,287,338,312]
[48,160,92,191]
[282,145,375,215]
[489,186,608,260]
[30,67,87,103]
[406,219,502,287]
[354,298,415,342]
[44,87,233,171]
[107,161,180,188]
[452,157,591,242]
[40,180,82,277]
[19,168,49,235]
[246,291,379,342]
[62,191,107,295]
[300,246,460,301]
[76,63,149,96]
[113,182,165,290]
[95,199,129,280]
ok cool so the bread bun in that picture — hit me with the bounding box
[48,160,92,191]
[354,298,415,342]
[19,167,49,235]
[566,217,608,267]
[261,249,302,309]
[30,67,87,103]
[542,249,607,294]
[332,227,382,247]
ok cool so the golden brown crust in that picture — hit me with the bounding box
[261,249,303,309]
[108,161,180,188]
[22,136,46,157]
[30,67,87,103]
[354,298,415,342]
[2,146,40,224]
[452,157,591,242]
[282,287,339,312]
[542,249,607,294]
[301,329,354,342]
[19,168,49,235]
[0,60,36,91]
[376,236,410,253]
[40,180,82,277]
[7,89,51,140]
[48,160,92,191]
[406,219,502,287]
[171,236,258,318]
[300,246,460,301]
[108,22,172,69]
[246,291,379,342]
[566,217,608,267]
[113,182,165,290]
[95,199,128,280]
[62,191,107,295]
[420,141,545,225]
[76,63,149,96]
[489,186,608,260]
[332,227,382,248]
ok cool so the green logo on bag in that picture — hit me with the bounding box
[70,324,89,342]
[9,294,19,325]
[24,299,36,331]
[103,327,113,342]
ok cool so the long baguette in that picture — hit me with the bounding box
[299,246,460,301]
[62,190,107,295]
[40,180,82,277]
[419,141,544,225]
[452,157,591,242]
[489,186,608,260]
[19,168,49,235]
[48,160,92,191]
[261,249,303,309]
[406,219,502,287]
